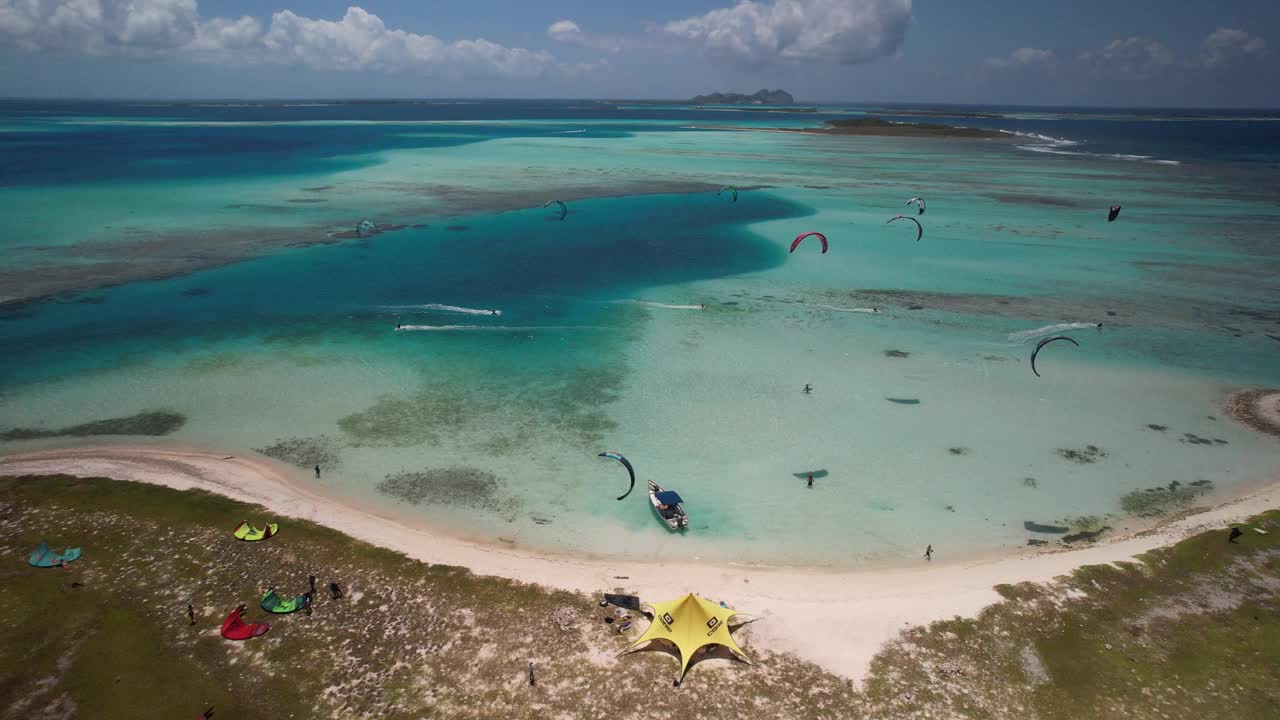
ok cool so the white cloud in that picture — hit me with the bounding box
[261,7,554,77]
[1080,36,1175,79]
[663,0,912,67]
[1192,27,1266,69]
[984,47,1053,70]
[546,18,627,53]
[0,0,199,55]
[187,16,262,53]
[547,19,581,42]
[0,2,558,78]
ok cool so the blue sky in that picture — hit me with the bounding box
[0,0,1276,106]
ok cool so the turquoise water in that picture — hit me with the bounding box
[2,101,1278,567]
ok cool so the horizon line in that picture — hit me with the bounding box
[1,96,1278,112]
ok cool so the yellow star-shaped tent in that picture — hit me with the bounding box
[620,593,751,682]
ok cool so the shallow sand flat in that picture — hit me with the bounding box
[3,442,1275,681]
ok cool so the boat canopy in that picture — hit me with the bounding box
[655,490,683,505]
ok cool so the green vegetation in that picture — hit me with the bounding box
[2,474,1277,719]
[0,410,185,441]
[867,510,1280,719]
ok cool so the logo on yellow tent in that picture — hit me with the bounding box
[620,593,752,684]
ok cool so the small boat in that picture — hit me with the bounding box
[648,480,688,531]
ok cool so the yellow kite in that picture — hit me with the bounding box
[620,593,752,682]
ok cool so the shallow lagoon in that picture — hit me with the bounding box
[2,102,1278,567]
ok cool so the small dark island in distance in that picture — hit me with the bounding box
[690,88,795,105]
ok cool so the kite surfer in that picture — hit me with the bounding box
[803,384,813,394]
[329,582,343,600]
[924,544,933,561]
[888,215,924,241]
[807,474,814,489]
[790,231,828,254]
[1229,527,1243,544]
[1030,335,1080,377]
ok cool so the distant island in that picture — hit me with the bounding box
[690,89,795,105]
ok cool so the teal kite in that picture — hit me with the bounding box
[29,542,80,568]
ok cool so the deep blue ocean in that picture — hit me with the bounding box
[3,99,1278,190]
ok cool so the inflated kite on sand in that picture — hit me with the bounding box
[28,542,81,567]
[260,588,309,614]
[221,605,270,640]
[234,521,278,541]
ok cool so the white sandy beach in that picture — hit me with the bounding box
[3,422,1277,681]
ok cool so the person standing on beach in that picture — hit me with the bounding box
[528,661,536,686]
[315,465,321,479]
[924,545,933,561]
[1229,527,1243,544]
[309,575,317,595]
[188,604,196,626]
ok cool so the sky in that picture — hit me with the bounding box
[0,0,1276,106]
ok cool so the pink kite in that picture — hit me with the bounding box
[790,232,828,254]
[221,605,270,640]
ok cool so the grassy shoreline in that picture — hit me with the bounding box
[2,474,1277,719]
